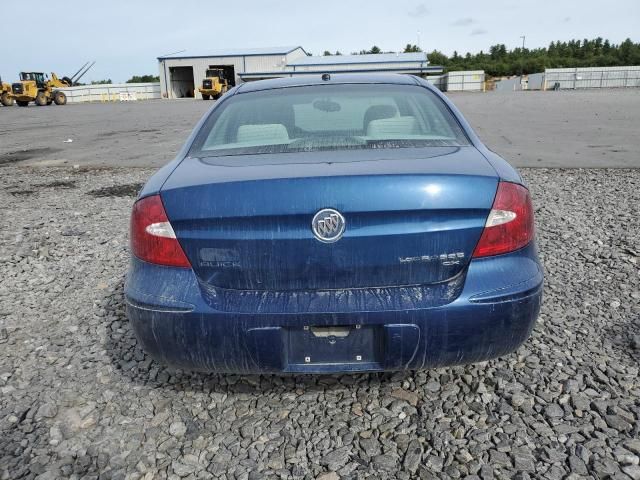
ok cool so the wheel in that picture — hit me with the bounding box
[201,94,210,100]
[35,91,47,106]
[17,100,29,107]
[53,91,67,105]
[214,86,228,100]
[1,93,14,106]
[47,99,53,105]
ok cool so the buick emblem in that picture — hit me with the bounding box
[312,208,345,243]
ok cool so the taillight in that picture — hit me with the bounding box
[130,194,191,268]
[472,182,534,258]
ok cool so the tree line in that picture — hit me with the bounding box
[321,38,640,77]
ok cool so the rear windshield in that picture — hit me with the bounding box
[190,84,470,157]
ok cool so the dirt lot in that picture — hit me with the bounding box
[1,90,639,480]
[1,89,639,169]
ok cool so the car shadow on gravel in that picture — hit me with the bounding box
[103,278,410,394]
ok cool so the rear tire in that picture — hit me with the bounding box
[17,100,29,107]
[1,93,13,106]
[201,94,210,100]
[53,91,67,105]
[35,91,47,106]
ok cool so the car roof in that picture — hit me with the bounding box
[236,73,423,94]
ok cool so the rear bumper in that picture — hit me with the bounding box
[125,244,543,374]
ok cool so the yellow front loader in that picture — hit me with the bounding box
[10,62,95,107]
[198,68,229,100]
[11,72,70,106]
[1,76,13,106]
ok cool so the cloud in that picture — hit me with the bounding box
[470,28,488,35]
[408,4,429,17]
[563,16,571,22]
[451,17,474,26]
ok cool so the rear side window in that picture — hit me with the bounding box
[190,84,469,157]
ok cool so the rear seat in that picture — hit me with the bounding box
[237,124,289,145]
[366,116,419,138]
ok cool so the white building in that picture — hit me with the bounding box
[158,46,308,99]
[241,52,441,81]
[158,47,443,98]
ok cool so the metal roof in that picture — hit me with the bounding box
[236,73,424,93]
[157,46,306,60]
[288,52,428,67]
[239,65,443,80]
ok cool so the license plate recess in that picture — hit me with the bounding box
[287,325,382,366]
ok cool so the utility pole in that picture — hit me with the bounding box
[520,35,526,81]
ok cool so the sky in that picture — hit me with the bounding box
[1,0,638,83]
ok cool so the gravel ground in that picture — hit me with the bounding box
[1,166,639,480]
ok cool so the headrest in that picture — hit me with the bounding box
[363,104,398,130]
[366,116,419,138]
[236,124,290,145]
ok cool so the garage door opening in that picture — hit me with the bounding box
[208,65,236,87]
[169,66,195,98]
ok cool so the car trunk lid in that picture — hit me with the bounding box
[160,147,498,291]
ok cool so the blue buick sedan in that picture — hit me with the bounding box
[125,74,543,374]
